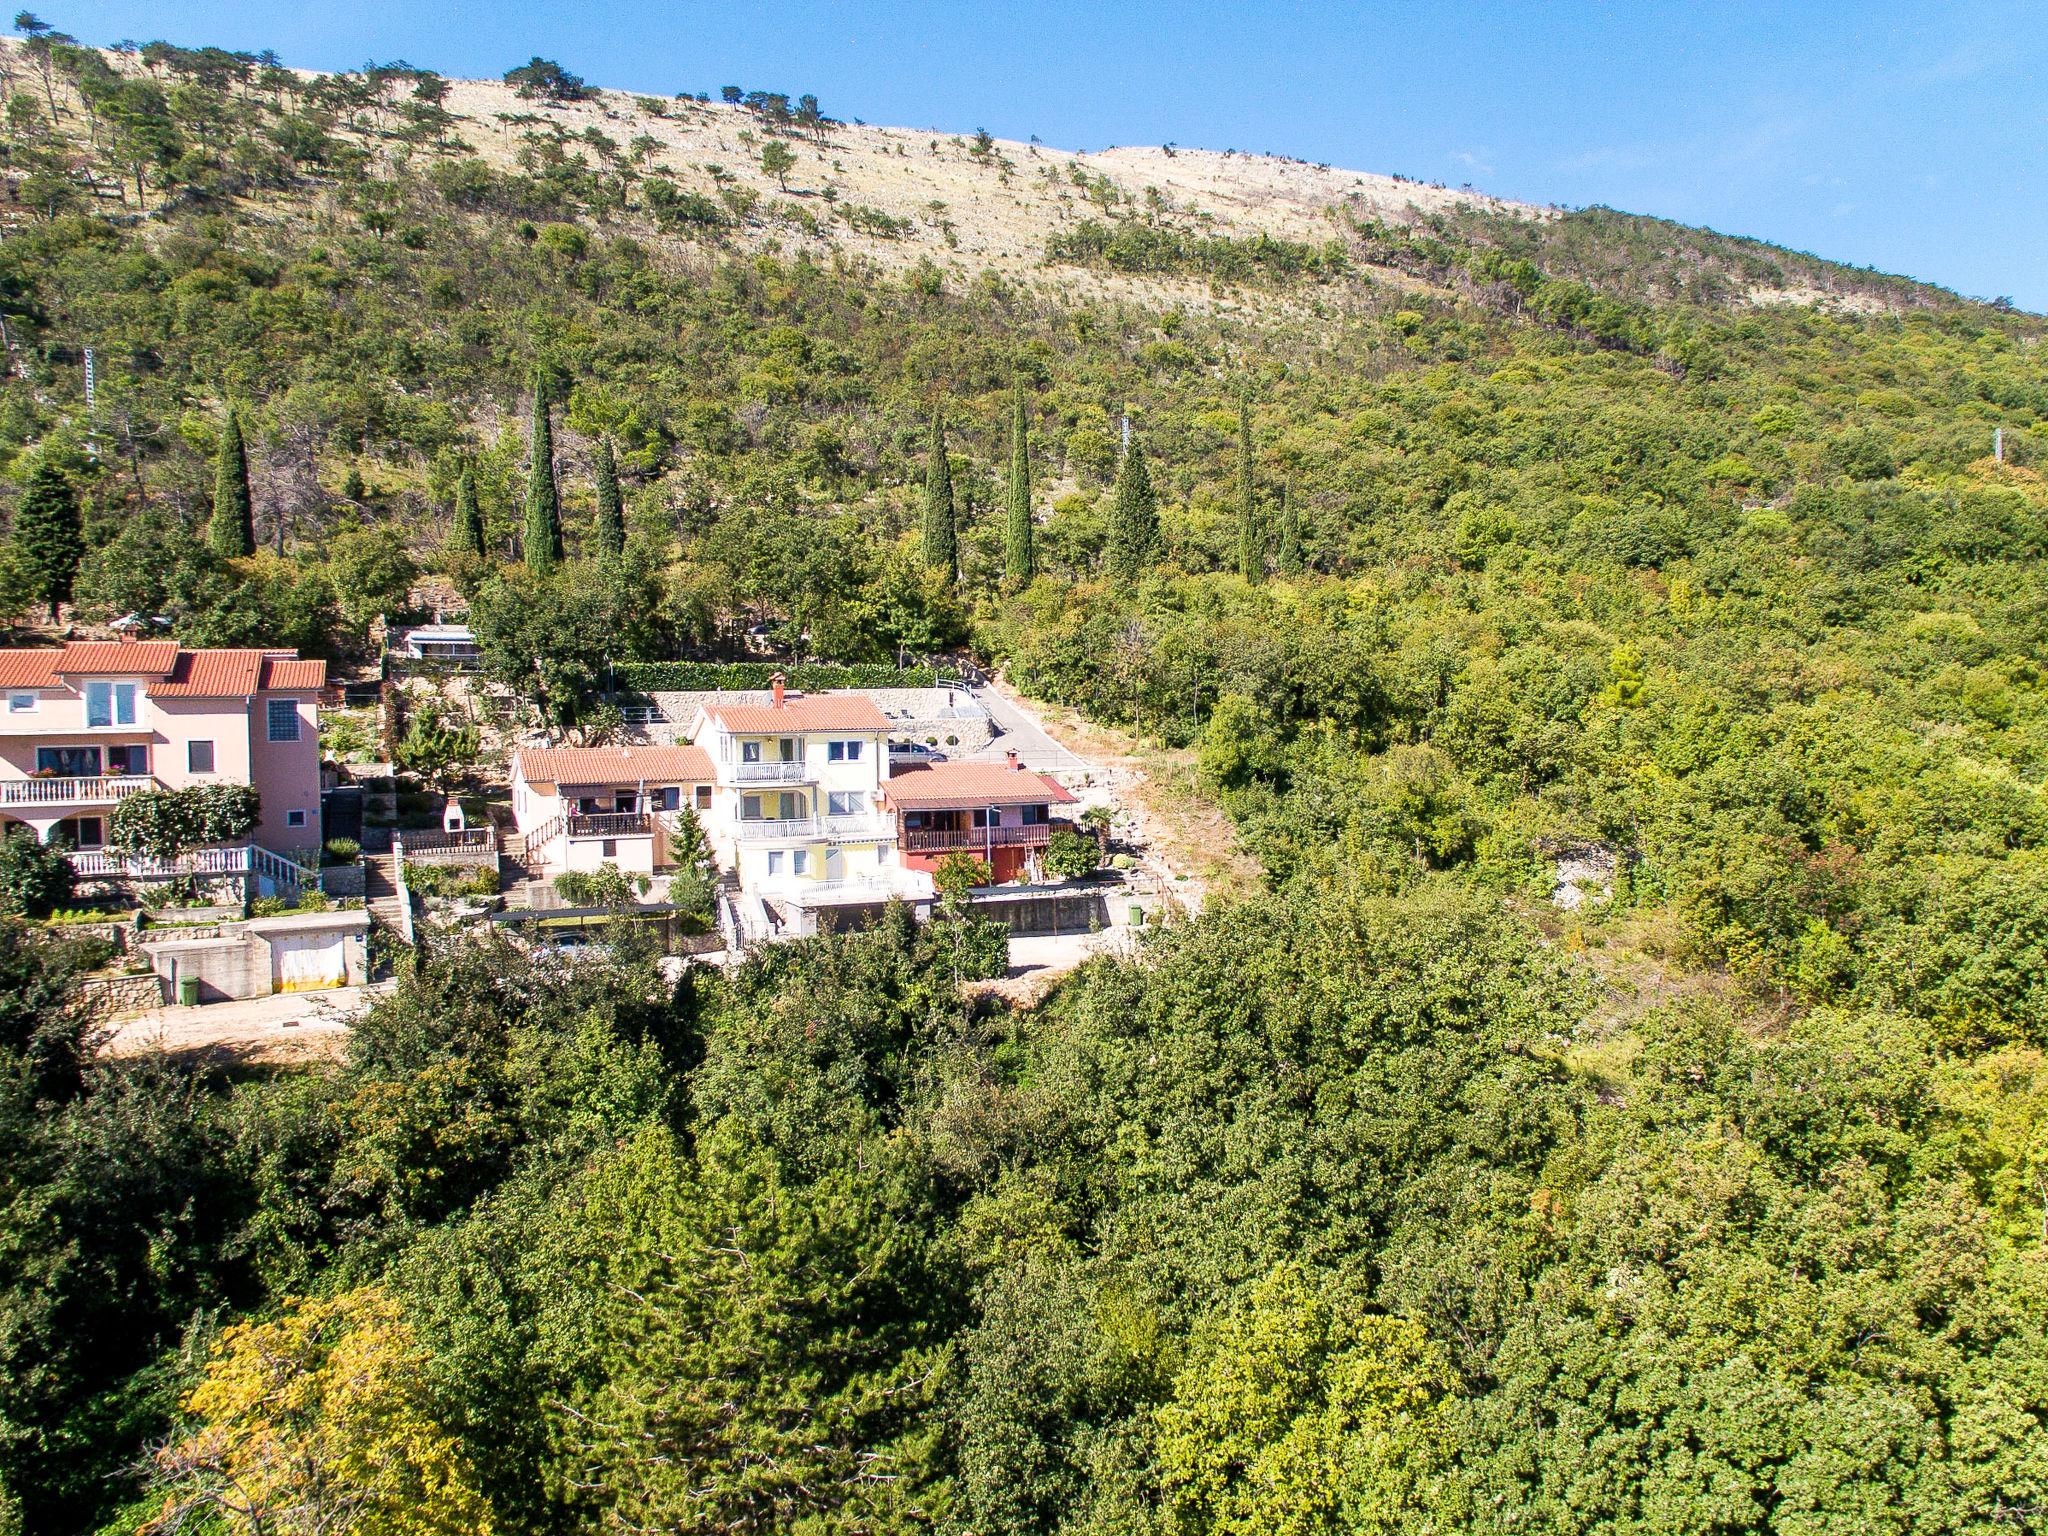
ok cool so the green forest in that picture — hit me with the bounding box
[2,23,2046,1535]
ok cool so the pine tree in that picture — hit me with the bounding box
[523,372,562,574]
[451,465,484,556]
[1237,393,1261,584]
[15,458,82,623]
[1106,433,1158,582]
[1277,479,1303,576]
[1005,386,1035,587]
[922,408,957,578]
[209,404,255,558]
[593,436,624,559]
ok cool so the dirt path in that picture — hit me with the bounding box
[100,983,391,1066]
[984,676,1264,911]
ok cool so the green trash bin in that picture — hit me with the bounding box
[1129,903,1145,928]
[178,976,201,1007]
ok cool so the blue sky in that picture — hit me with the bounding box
[57,0,2048,310]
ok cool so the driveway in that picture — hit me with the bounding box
[101,982,392,1064]
[959,686,1090,772]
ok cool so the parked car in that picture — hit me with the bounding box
[888,741,945,766]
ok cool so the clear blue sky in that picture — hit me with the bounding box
[58,0,2048,310]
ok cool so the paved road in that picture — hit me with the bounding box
[958,686,1090,772]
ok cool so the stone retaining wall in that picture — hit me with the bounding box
[75,971,166,1017]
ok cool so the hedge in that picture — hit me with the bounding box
[611,662,956,693]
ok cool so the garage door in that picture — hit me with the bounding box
[271,934,346,992]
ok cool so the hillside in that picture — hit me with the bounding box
[3,29,2048,1536]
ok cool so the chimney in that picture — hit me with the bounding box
[770,671,786,708]
[1005,748,1020,771]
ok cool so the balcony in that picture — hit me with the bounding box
[736,813,892,843]
[902,822,1056,854]
[730,759,810,784]
[736,815,818,841]
[0,775,155,809]
[567,812,652,839]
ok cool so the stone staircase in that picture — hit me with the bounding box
[363,852,408,932]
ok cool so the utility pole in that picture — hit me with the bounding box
[82,347,98,458]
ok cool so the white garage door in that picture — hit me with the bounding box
[271,934,346,993]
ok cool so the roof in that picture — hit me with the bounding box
[881,761,1079,811]
[403,624,475,641]
[56,640,179,676]
[514,743,714,787]
[0,644,325,696]
[0,651,59,689]
[707,693,890,733]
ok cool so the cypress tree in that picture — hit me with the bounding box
[209,404,255,558]
[593,436,625,558]
[523,372,562,574]
[1277,479,1303,576]
[15,458,82,624]
[1105,433,1158,582]
[1004,386,1035,587]
[451,464,484,556]
[922,408,957,578]
[1237,393,1261,584]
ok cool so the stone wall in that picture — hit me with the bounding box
[320,862,367,898]
[74,971,165,1017]
[642,688,995,752]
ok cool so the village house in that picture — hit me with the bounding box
[881,751,1079,884]
[509,742,714,876]
[0,639,326,881]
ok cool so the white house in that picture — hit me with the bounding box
[509,742,714,877]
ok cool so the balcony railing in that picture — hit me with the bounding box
[567,812,652,839]
[736,815,818,841]
[902,822,1056,854]
[737,813,892,842]
[68,843,252,879]
[731,759,810,784]
[0,775,155,808]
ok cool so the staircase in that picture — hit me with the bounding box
[363,852,409,933]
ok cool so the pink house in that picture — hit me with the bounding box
[0,639,327,865]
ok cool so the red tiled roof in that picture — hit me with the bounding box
[0,651,59,688]
[514,743,714,787]
[57,640,179,675]
[881,760,1078,811]
[707,694,889,733]
[258,656,327,691]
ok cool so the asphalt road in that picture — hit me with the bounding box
[958,686,1090,772]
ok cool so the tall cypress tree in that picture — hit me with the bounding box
[209,404,255,558]
[523,371,562,574]
[922,408,957,578]
[1276,479,1303,576]
[15,458,82,623]
[1106,433,1158,582]
[1004,386,1035,588]
[451,464,485,556]
[1237,393,1261,584]
[593,436,624,559]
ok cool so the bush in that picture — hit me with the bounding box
[323,838,361,866]
[1042,825,1101,880]
[109,785,260,864]
[554,864,649,908]
[0,829,75,919]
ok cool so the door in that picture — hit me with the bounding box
[271,934,347,993]
[825,849,845,882]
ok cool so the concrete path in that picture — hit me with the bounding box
[101,982,392,1063]
[958,685,1090,772]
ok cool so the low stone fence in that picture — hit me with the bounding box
[321,863,368,898]
[74,971,165,1017]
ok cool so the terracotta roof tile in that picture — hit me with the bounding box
[149,649,263,697]
[514,743,714,787]
[0,651,59,688]
[881,761,1078,811]
[258,656,327,691]
[57,640,179,675]
[707,693,889,733]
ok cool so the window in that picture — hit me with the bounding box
[188,740,215,774]
[37,746,100,777]
[285,809,308,828]
[600,839,617,858]
[827,739,864,762]
[64,816,104,850]
[791,849,808,875]
[827,791,861,816]
[1021,803,1050,825]
[654,786,680,812]
[612,795,636,813]
[766,851,783,875]
[266,699,300,742]
[695,785,712,811]
[741,740,763,763]
[107,744,148,776]
[85,681,138,728]
[7,692,33,714]
[742,794,763,821]
[971,808,992,829]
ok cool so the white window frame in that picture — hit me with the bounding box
[791,849,808,875]
[7,692,34,714]
[765,850,783,875]
[188,740,215,774]
[85,681,138,728]
[827,790,861,816]
[285,808,308,828]
[266,699,301,742]
[827,739,864,762]
[741,739,763,763]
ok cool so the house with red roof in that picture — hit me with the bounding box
[880,751,1079,884]
[0,636,326,872]
[508,741,715,877]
